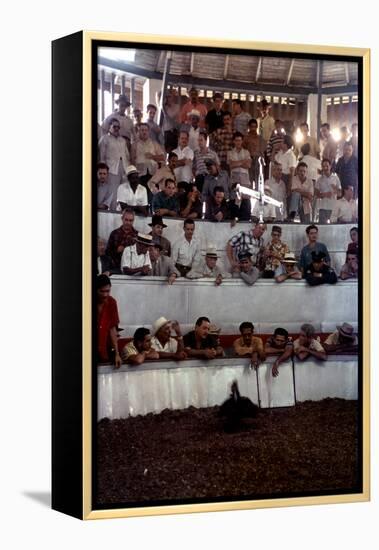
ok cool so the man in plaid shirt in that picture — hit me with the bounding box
[226,222,267,275]
[211,111,234,171]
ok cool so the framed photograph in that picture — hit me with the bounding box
[52,31,370,520]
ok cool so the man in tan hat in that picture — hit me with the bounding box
[275,252,302,283]
[150,317,187,360]
[116,165,148,215]
[101,94,135,147]
[148,243,179,283]
[187,247,230,284]
[121,233,153,276]
[323,323,358,352]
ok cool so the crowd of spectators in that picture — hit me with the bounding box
[98,91,359,225]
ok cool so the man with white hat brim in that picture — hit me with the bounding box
[116,165,148,216]
[120,233,153,276]
[323,322,358,352]
[150,317,187,360]
[275,252,302,283]
[186,246,231,284]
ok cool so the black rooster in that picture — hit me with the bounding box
[219,380,259,432]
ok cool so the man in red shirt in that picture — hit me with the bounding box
[97,274,122,368]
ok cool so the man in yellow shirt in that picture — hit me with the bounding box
[233,321,265,369]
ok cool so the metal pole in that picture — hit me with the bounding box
[316,61,323,140]
[130,77,135,107]
[110,72,115,108]
[158,51,172,126]
[100,69,105,121]
[121,75,125,96]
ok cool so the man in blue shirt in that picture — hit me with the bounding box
[299,224,330,275]
[152,178,179,217]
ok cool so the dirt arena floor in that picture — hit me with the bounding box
[96,398,360,506]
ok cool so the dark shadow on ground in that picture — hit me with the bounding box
[23,491,51,508]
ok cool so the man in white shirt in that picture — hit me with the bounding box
[182,110,201,152]
[150,317,187,360]
[295,122,321,159]
[275,134,297,207]
[120,233,153,276]
[257,99,275,141]
[98,118,130,211]
[264,161,287,220]
[288,161,314,223]
[116,165,148,216]
[330,185,358,223]
[131,123,165,190]
[227,132,252,186]
[173,131,194,184]
[101,94,135,148]
[314,158,342,223]
[171,218,202,277]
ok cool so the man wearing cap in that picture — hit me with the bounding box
[293,323,327,361]
[172,131,194,184]
[131,123,165,190]
[105,208,138,269]
[120,233,153,276]
[148,214,172,256]
[181,110,201,152]
[152,178,179,217]
[148,243,179,283]
[148,152,178,195]
[183,316,224,359]
[233,251,260,285]
[145,104,164,146]
[205,186,230,222]
[171,218,202,277]
[187,247,231,284]
[232,99,252,136]
[121,327,159,365]
[323,323,358,352]
[116,165,148,215]
[180,88,208,128]
[98,118,130,210]
[299,224,330,275]
[205,93,226,135]
[101,94,135,147]
[97,274,122,369]
[227,222,267,275]
[150,318,187,360]
[274,252,302,283]
[304,251,338,286]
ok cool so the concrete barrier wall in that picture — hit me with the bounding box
[97,355,358,419]
[110,276,358,336]
[99,212,355,273]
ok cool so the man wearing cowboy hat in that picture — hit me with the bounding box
[98,117,130,211]
[150,317,187,360]
[116,165,148,216]
[120,233,153,276]
[101,94,135,146]
[323,323,358,352]
[304,250,338,286]
[274,252,302,283]
[148,243,179,283]
[187,247,230,284]
[148,214,172,256]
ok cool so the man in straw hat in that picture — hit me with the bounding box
[150,317,187,360]
[323,323,358,352]
[120,233,153,276]
[275,252,302,283]
[187,247,231,284]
